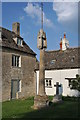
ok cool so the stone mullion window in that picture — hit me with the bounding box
[16,56,19,67]
[45,78,52,88]
[49,80,51,86]
[17,38,22,46]
[12,55,15,66]
[46,80,48,86]
[15,56,17,67]
[12,55,20,67]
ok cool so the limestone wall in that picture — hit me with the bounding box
[2,48,36,101]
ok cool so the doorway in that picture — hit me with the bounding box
[11,80,20,99]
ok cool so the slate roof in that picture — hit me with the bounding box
[44,47,80,70]
[0,27,36,55]
[35,47,80,70]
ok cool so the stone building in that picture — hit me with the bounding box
[36,34,80,97]
[0,22,37,101]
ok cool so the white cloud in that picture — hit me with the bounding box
[24,3,53,28]
[53,2,78,23]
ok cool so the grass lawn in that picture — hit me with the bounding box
[2,96,80,119]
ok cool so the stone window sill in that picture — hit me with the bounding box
[11,66,21,69]
[45,86,52,88]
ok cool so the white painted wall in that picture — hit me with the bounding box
[36,68,80,96]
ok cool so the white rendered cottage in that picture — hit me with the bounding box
[35,34,80,97]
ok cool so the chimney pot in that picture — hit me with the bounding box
[64,33,66,38]
[60,38,62,50]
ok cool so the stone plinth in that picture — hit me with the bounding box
[52,95,62,103]
[34,95,49,109]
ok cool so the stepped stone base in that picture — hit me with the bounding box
[52,95,62,103]
[34,95,49,109]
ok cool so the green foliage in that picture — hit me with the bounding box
[70,74,80,92]
[48,96,53,101]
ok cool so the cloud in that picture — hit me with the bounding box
[24,3,53,28]
[53,2,78,23]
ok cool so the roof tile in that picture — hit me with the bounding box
[0,27,36,55]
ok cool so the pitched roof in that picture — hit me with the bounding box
[0,27,36,55]
[44,47,80,70]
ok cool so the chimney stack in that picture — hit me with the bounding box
[60,37,62,50]
[12,22,20,36]
[60,33,69,51]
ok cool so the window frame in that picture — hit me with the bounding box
[17,38,23,46]
[12,55,21,68]
[45,78,52,88]
[18,80,22,92]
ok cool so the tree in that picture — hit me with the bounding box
[70,74,80,92]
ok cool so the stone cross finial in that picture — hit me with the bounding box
[54,82,61,95]
[37,3,47,50]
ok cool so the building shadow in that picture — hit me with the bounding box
[2,98,80,120]
[15,100,79,119]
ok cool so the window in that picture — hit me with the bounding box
[50,60,56,64]
[45,78,52,88]
[12,55,21,67]
[17,38,22,46]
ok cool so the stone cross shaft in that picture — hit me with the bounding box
[37,3,47,96]
[38,49,46,96]
[54,82,61,95]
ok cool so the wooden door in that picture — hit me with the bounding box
[11,80,19,99]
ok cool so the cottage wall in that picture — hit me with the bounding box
[36,69,80,97]
[2,48,36,101]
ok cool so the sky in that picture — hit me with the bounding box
[2,2,78,60]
